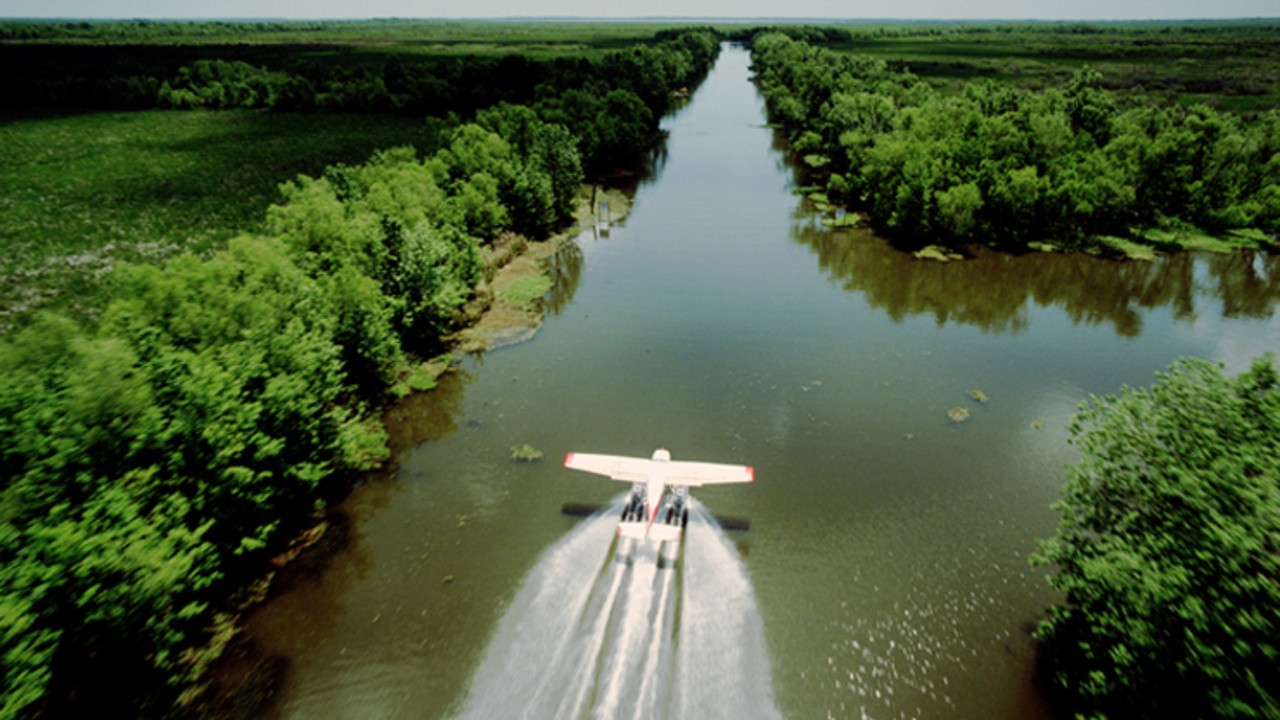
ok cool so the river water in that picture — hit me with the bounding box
[243,45,1280,720]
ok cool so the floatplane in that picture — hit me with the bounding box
[563,448,754,542]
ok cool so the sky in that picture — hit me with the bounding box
[1,0,1277,21]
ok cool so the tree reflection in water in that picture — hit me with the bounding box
[793,222,1280,337]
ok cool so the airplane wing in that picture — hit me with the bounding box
[563,451,755,486]
[664,460,754,487]
[563,452,653,483]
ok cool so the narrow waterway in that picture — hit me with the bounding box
[244,45,1280,720]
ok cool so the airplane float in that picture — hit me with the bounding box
[562,448,754,542]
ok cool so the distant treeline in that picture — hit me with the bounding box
[747,32,1280,249]
[6,18,1278,43]
[0,29,718,720]
[718,20,1280,44]
[0,19,341,41]
[801,20,1280,38]
[0,28,719,173]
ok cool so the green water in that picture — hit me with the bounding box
[243,45,1280,720]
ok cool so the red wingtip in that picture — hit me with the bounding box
[563,452,575,467]
[746,466,755,482]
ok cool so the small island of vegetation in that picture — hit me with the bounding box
[741,25,1280,256]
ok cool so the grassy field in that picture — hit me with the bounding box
[0,20,716,329]
[1,19,693,59]
[0,110,440,327]
[820,22,1280,113]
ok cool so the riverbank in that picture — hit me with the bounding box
[449,185,631,354]
[179,183,632,718]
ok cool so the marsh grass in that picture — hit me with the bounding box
[3,20,686,57]
[391,354,455,398]
[825,23,1280,112]
[0,109,440,326]
[501,275,555,308]
[1137,227,1268,253]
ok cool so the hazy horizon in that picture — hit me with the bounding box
[2,0,1276,21]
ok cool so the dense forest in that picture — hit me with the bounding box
[746,30,1280,252]
[0,25,719,719]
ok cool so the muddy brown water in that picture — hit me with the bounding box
[240,45,1280,720]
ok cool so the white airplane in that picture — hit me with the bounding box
[563,448,754,542]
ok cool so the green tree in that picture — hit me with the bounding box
[1034,356,1280,720]
[593,90,654,169]
[101,236,386,559]
[985,164,1046,240]
[1064,67,1116,145]
[935,181,984,238]
[531,122,584,225]
[269,146,481,358]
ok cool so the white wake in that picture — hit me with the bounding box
[454,500,781,720]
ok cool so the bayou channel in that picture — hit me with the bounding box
[237,45,1279,720]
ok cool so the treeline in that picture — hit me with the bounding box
[0,20,335,41]
[811,20,1280,39]
[748,32,1280,249]
[723,25,853,44]
[721,20,1280,46]
[1034,356,1279,719]
[0,30,718,719]
[0,29,719,173]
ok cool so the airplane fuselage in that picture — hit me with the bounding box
[563,448,752,543]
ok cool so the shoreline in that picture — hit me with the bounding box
[181,183,632,717]
[448,185,631,354]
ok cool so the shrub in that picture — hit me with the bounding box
[1034,356,1280,719]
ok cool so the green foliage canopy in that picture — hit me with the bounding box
[749,32,1280,249]
[1034,356,1280,719]
[0,28,721,717]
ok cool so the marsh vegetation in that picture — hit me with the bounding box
[744,25,1280,255]
[0,21,718,718]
